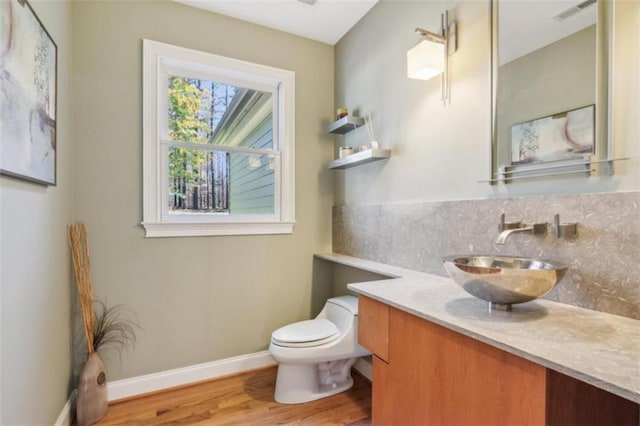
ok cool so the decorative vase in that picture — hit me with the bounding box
[76,352,108,426]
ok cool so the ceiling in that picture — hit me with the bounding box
[499,0,597,64]
[173,0,379,45]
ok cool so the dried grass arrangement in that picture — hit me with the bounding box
[92,301,138,355]
[69,223,96,353]
[68,223,139,354]
[69,223,140,425]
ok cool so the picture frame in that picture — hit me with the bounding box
[0,0,58,186]
[510,105,595,166]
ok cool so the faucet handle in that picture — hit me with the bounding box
[553,214,578,238]
[499,213,523,232]
[525,222,548,235]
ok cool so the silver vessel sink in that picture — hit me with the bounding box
[442,255,568,311]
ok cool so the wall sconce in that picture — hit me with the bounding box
[407,10,457,103]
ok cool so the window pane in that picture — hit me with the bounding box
[168,75,273,149]
[229,153,275,214]
[168,148,275,215]
[229,152,275,215]
[168,148,229,214]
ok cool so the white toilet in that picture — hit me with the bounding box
[268,295,371,404]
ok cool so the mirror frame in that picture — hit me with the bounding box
[490,0,614,184]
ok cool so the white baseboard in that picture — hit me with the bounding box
[107,350,277,402]
[54,390,76,426]
[353,357,372,381]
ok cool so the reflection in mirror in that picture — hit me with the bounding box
[490,0,613,184]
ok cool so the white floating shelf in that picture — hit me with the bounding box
[328,149,391,170]
[327,116,365,134]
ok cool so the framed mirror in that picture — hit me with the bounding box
[490,0,613,184]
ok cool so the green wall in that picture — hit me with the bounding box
[71,0,334,381]
[0,0,74,424]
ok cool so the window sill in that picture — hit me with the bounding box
[141,221,295,238]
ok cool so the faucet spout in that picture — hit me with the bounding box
[494,226,533,245]
[494,222,548,245]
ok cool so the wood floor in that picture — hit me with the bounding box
[96,367,372,425]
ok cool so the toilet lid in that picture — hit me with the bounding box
[271,319,339,347]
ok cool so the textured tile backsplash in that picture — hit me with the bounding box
[333,191,640,319]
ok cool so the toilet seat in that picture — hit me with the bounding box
[271,319,340,348]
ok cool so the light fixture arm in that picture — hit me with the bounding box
[415,28,445,44]
[442,11,449,102]
[411,10,457,103]
[407,9,457,103]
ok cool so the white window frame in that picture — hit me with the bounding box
[142,39,295,237]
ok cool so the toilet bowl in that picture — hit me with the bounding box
[268,295,371,404]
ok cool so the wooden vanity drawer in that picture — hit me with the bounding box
[358,295,389,362]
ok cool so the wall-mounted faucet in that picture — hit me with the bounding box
[495,214,547,245]
[498,213,522,232]
[495,213,578,244]
[553,214,578,238]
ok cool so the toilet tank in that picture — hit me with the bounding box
[322,295,358,332]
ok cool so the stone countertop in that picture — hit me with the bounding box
[315,253,640,404]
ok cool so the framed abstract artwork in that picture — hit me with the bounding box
[510,105,595,166]
[0,0,57,185]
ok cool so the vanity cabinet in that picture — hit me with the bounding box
[359,295,639,426]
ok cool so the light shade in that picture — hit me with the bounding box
[407,39,445,81]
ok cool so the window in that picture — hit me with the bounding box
[142,40,295,237]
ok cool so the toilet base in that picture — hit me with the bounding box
[274,361,356,404]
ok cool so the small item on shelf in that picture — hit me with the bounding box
[365,113,379,150]
[359,145,369,152]
[336,107,348,120]
[339,146,353,158]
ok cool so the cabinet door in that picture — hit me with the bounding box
[372,355,394,425]
[379,307,547,426]
[546,370,639,425]
[358,296,389,362]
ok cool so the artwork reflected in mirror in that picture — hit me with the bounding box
[0,0,57,186]
[510,104,594,165]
